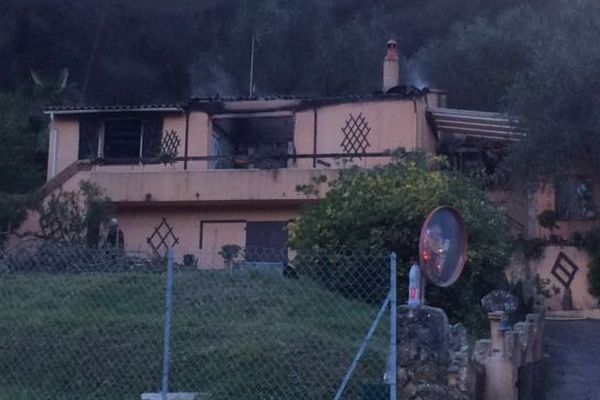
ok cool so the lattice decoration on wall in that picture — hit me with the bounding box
[340,112,371,159]
[147,217,179,258]
[159,130,181,164]
[551,252,579,289]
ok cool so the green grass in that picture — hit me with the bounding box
[0,270,389,400]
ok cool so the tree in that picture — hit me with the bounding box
[0,92,44,194]
[289,152,512,332]
[37,181,114,248]
[414,5,542,111]
[505,0,600,180]
[0,92,46,233]
[0,0,537,103]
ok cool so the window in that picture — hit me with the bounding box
[210,116,294,169]
[103,119,143,159]
[78,115,162,162]
[79,117,100,159]
[555,176,595,220]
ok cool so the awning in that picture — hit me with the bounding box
[427,107,524,142]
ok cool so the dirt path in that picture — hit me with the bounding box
[545,319,600,400]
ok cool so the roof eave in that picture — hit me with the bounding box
[43,106,185,115]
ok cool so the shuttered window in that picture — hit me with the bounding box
[103,119,143,159]
[142,116,162,158]
[78,117,100,159]
[77,115,163,161]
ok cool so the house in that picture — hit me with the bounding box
[10,40,598,311]
[16,40,523,266]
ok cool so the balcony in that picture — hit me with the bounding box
[86,167,340,204]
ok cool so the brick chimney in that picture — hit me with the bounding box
[382,39,400,92]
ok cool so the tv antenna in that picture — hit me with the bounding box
[248,27,284,97]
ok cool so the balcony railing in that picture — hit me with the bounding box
[84,151,397,169]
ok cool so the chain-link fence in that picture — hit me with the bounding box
[0,240,398,400]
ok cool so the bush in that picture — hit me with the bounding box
[37,180,114,247]
[293,251,390,305]
[588,257,600,299]
[514,237,546,260]
[289,151,512,334]
[578,228,600,298]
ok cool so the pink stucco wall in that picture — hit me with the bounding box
[532,245,598,310]
[49,117,79,180]
[36,97,440,264]
[43,97,437,209]
[88,168,339,203]
[116,206,300,267]
[311,100,422,168]
[48,98,435,178]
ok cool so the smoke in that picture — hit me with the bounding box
[406,55,431,90]
[189,56,238,98]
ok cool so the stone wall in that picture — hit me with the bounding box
[396,306,544,400]
[396,305,470,400]
[472,313,544,400]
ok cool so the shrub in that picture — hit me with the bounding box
[37,180,114,247]
[579,228,600,298]
[290,151,512,334]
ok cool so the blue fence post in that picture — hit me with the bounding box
[333,293,391,400]
[161,247,175,400]
[390,252,397,400]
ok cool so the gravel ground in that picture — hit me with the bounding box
[545,319,600,400]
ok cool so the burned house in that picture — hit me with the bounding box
[20,40,522,265]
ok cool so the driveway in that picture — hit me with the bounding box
[545,319,600,400]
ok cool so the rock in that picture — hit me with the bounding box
[397,305,470,400]
[481,290,518,313]
[416,383,448,400]
[404,382,418,397]
[398,367,408,386]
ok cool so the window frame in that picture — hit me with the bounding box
[97,117,145,161]
[554,175,596,221]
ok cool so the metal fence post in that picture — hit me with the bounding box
[390,252,397,400]
[333,293,391,400]
[161,247,175,400]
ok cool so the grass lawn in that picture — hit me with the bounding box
[0,270,389,400]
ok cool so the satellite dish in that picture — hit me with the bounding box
[419,206,468,287]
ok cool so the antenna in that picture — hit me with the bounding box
[248,27,285,98]
[249,35,256,97]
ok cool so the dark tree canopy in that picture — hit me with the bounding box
[414,6,543,111]
[0,0,543,104]
[0,93,44,193]
[505,0,600,179]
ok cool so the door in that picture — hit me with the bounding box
[245,221,288,262]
